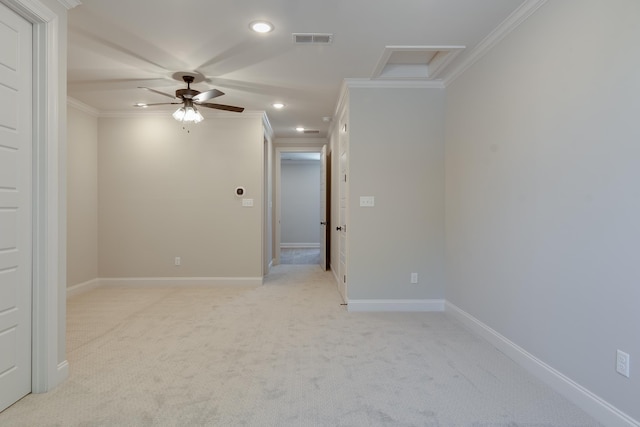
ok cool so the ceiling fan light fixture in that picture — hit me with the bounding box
[250,20,274,33]
[172,106,186,121]
[173,103,204,124]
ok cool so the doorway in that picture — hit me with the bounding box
[274,147,328,268]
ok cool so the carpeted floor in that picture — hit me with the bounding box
[280,248,321,265]
[0,265,600,426]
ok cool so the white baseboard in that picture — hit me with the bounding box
[348,299,445,312]
[280,243,320,249]
[100,277,264,287]
[34,360,69,393]
[67,277,264,298]
[66,278,101,298]
[56,360,69,385]
[445,301,639,427]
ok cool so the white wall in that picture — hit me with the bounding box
[67,104,98,288]
[445,1,640,421]
[348,86,445,300]
[281,160,320,246]
[98,115,264,279]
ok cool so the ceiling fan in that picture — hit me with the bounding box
[135,74,244,123]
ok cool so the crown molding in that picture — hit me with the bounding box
[3,0,55,21]
[443,0,548,87]
[57,0,81,9]
[262,112,274,140]
[67,97,99,116]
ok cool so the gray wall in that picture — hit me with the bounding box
[67,105,98,287]
[348,86,445,300]
[98,115,264,278]
[445,0,640,420]
[281,160,320,246]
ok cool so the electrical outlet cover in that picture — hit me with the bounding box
[617,350,630,378]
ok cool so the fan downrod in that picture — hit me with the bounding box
[183,75,194,89]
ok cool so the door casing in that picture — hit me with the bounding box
[1,0,69,393]
[274,145,327,266]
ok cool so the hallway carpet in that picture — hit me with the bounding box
[280,248,321,265]
[1,265,600,426]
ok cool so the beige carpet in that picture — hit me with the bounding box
[1,265,600,426]
[280,248,321,265]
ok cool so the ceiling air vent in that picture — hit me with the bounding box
[304,130,320,134]
[293,33,333,44]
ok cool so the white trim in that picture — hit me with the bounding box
[100,277,263,287]
[3,0,53,18]
[445,301,639,427]
[371,45,465,80]
[67,97,99,116]
[262,111,274,140]
[66,278,101,298]
[443,0,548,86]
[348,299,445,312]
[56,360,69,379]
[3,0,68,394]
[281,243,320,249]
[274,145,325,266]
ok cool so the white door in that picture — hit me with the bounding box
[319,145,327,270]
[0,2,32,412]
[337,120,348,301]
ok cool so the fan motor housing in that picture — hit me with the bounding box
[176,88,199,99]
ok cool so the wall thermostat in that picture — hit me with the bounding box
[235,187,246,197]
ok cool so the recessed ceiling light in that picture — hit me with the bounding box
[272,103,285,109]
[296,127,305,132]
[250,21,274,33]
[134,103,148,108]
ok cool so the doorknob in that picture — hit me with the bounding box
[336,226,342,231]
[320,221,327,225]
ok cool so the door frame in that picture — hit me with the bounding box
[274,145,326,266]
[2,0,69,393]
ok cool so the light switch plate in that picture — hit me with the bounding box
[242,198,254,207]
[360,196,375,207]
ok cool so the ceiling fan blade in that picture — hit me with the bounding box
[135,102,182,107]
[138,86,177,99]
[192,88,224,103]
[200,102,244,113]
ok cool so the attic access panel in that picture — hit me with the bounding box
[372,46,465,80]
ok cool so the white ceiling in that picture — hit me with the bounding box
[67,0,526,138]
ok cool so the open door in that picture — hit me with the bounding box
[319,145,328,270]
